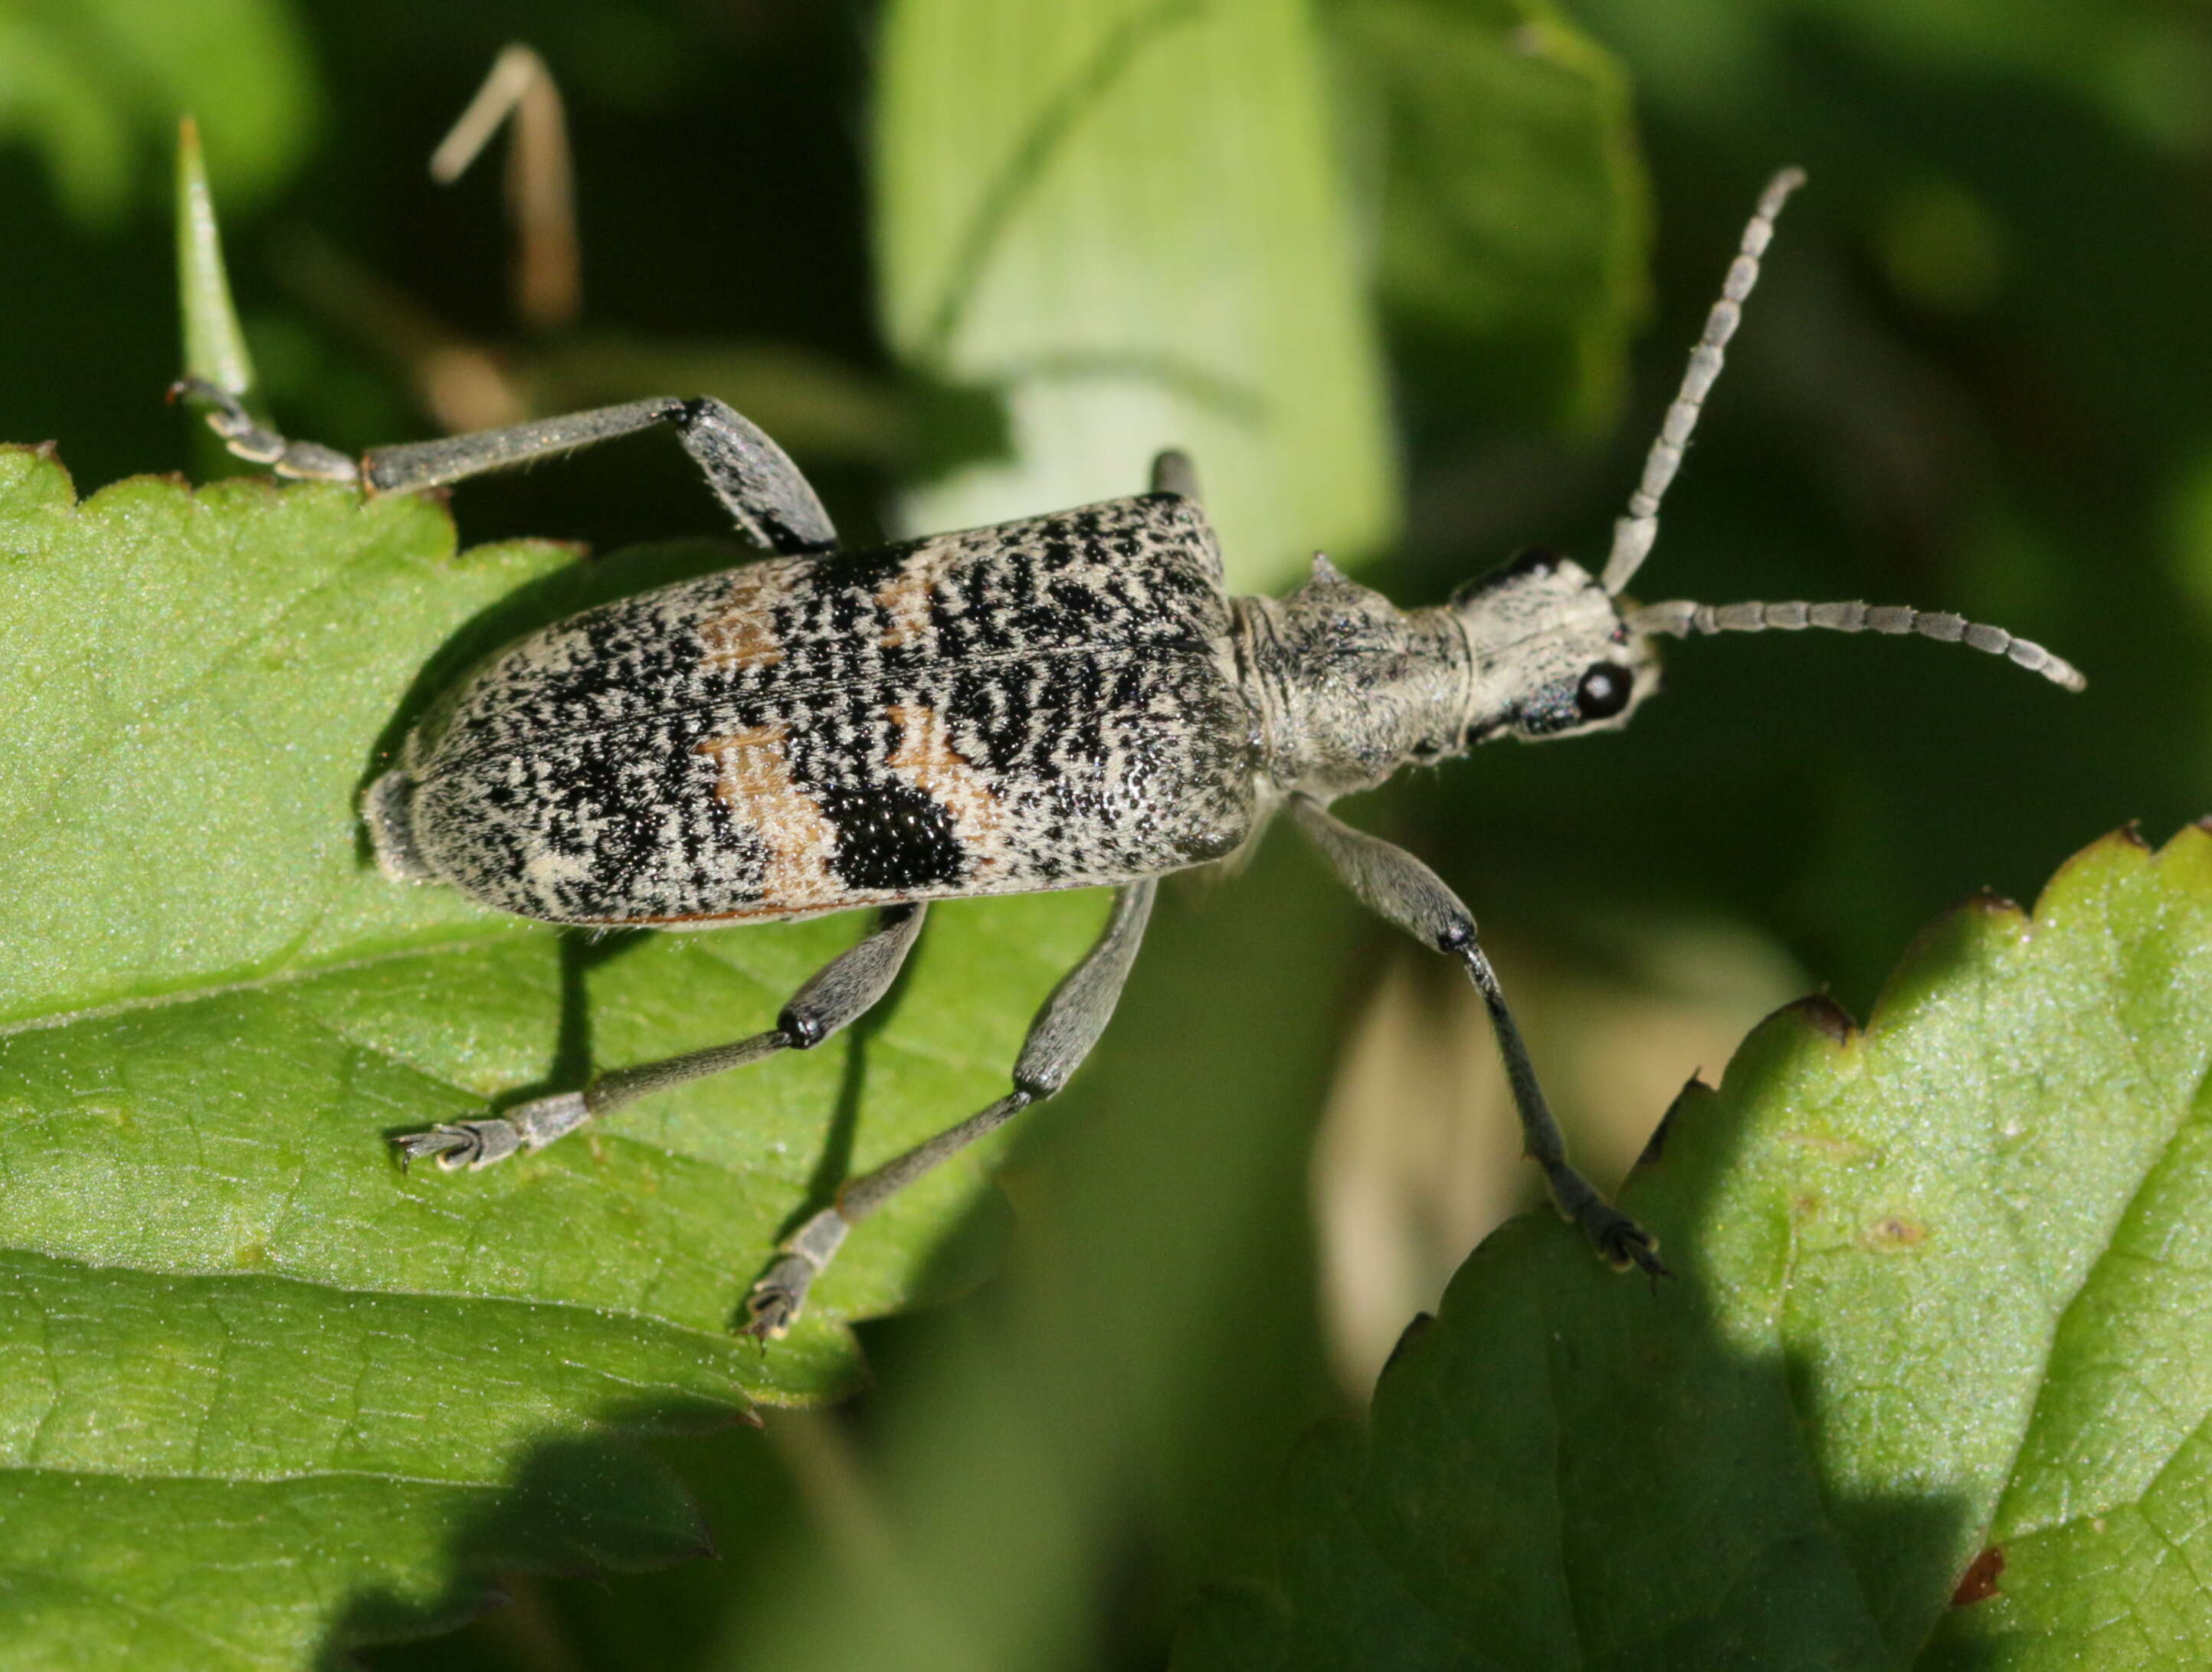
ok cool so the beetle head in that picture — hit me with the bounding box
[1450,549,1661,747]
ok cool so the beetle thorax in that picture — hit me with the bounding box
[1235,550,1664,802]
[1234,559,1470,800]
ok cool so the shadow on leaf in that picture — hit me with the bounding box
[1178,825,2212,1667]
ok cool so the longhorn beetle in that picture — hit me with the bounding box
[176,169,2082,1339]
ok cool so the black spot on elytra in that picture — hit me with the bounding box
[823,538,915,593]
[1049,576,1105,618]
[814,778,967,891]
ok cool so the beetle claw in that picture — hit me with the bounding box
[739,1254,818,1341]
[1594,1213,1671,1285]
[739,1287,797,1343]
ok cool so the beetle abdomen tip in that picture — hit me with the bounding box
[362,769,437,884]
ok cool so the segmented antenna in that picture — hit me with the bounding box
[1602,168,1806,595]
[1627,598,2086,691]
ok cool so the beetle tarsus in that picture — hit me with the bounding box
[1588,1208,1670,1284]
[737,1205,853,1338]
[394,1117,522,1171]
[170,376,363,484]
[393,1090,592,1172]
[740,1262,811,1341]
[1543,1153,1670,1283]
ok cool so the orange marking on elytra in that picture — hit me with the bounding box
[886,703,1008,875]
[874,546,955,649]
[693,723,843,909]
[699,564,789,672]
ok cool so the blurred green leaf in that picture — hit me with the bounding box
[1570,0,2212,156]
[1327,0,1650,433]
[0,444,1110,1664]
[2168,448,2212,635]
[1181,825,2212,1667]
[0,10,129,224]
[0,0,317,225]
[875,0,1396,589]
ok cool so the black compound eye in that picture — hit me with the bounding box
[1575,661,1634,721]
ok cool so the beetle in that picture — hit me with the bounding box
[175,169,2080,1339]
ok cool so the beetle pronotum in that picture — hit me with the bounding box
[177,169,2080,1337]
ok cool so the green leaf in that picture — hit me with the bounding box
[0,445,1110,1665]
[1572,0,2212,159]
[1179,825,2212,1668]
[874,0,1396,590]
[0,0,317,226]
[174,114,255,397]
[1326,0,1650,434]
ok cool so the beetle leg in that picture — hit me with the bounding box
[743,879,1156,1339]
[1287,794,1668,1281]
[171,379,836,556]
[392,903,927,1172]
[354,396,837,555]
[169,379,362,483]
[1149,448,1201,503]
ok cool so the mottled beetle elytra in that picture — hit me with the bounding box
[176,169,2083,1339]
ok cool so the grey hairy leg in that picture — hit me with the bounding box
[1287,794,1666,1279]
[394,903,928,1171]
[746,878,1157,1339]
[171,379,837,556]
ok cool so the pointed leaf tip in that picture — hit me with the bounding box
[1866,887,2030,1034]
[1634,1074,1717,1169]
[175,115,256,398]
[1786,992,1860,1044]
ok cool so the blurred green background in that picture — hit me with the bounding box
[5,0,2209,1666]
